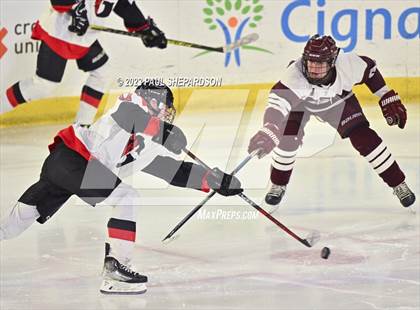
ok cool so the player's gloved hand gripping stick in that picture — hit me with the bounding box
[168,149,320,248]
[162,149,258,243]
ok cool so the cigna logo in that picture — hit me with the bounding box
[0,27,8,59]
[199,0,272,67]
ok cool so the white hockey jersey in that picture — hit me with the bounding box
[32,0,148,59]
[266,51,385,116]
[49,93,176,176]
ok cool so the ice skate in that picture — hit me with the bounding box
[393,181,416,208]
[264,183,287,214]
[100,244,148,295]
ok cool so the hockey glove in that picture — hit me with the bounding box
[68,0,89,36]
[248,123,282,158]
[137,17,167,49]
[379,90,407,129]
[153,122,187,154]
[203,168,243,196]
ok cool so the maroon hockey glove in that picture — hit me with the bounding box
[379,90,407,129]
[137,17,167,49]
[248,123,281,158]
[68,1,89,36]
[202,168,243,196]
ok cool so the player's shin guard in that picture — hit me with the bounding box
[107,217,136,263]
[1,82,26,113]
[100,183,147,294]
[74,67,106,125]
[75,85,103,126]
[103,183,139,263]
[270,147,297,186]
[349,126,415,207]
[265,147,297,213]
[2,75,59,114]
[2,76,59,114]
[0,202,40,240]
[349,126,404,187]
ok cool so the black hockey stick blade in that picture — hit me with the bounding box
[238,192,315,248]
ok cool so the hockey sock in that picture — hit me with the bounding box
[103,183,138,263]
[349,126,405,187]
[107,217,136,264]
[0,202,40,240]
[75,66,108,125]
[270,147,297,186]
[75,85,103,125]
[2,82,26,113]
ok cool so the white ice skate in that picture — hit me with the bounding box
[100,244,148,295]
[264,183,287,214]
[393,181,416,208]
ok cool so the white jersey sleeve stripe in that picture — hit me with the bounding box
[268,93,292,111]
[266,103,289,117]
[273,147,297,158]
[272,153,295,165]
[272,158,295,171]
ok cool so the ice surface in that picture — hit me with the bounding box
[1,105,418,310]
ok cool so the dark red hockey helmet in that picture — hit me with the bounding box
[302,34,338,84]
[303,34,338,62]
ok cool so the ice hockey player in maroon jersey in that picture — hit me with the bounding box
[248,34,415,213]
[0,82,243,294]
[1,0,167,126]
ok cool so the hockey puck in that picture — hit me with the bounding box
[321,247,331,259]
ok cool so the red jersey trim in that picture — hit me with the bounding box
[52,5,74,13]
[143,117,161,136]
[48,126,92,160]
[201,170,211,193]
[31,22,90,59]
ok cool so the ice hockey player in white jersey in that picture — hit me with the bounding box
[248,34,415,213]
[0,82,243,294]
[1,0,167,126]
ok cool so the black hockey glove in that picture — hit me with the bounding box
[204,168,243,196]
[137,17,167,49]
[153,122,187,154]
[68,0,89,36]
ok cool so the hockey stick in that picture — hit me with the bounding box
[162,149,258,243]
[182,150,320,248]
[90,25,259,53]
[236,193,319,248]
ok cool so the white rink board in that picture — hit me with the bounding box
[0,0,419,95]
